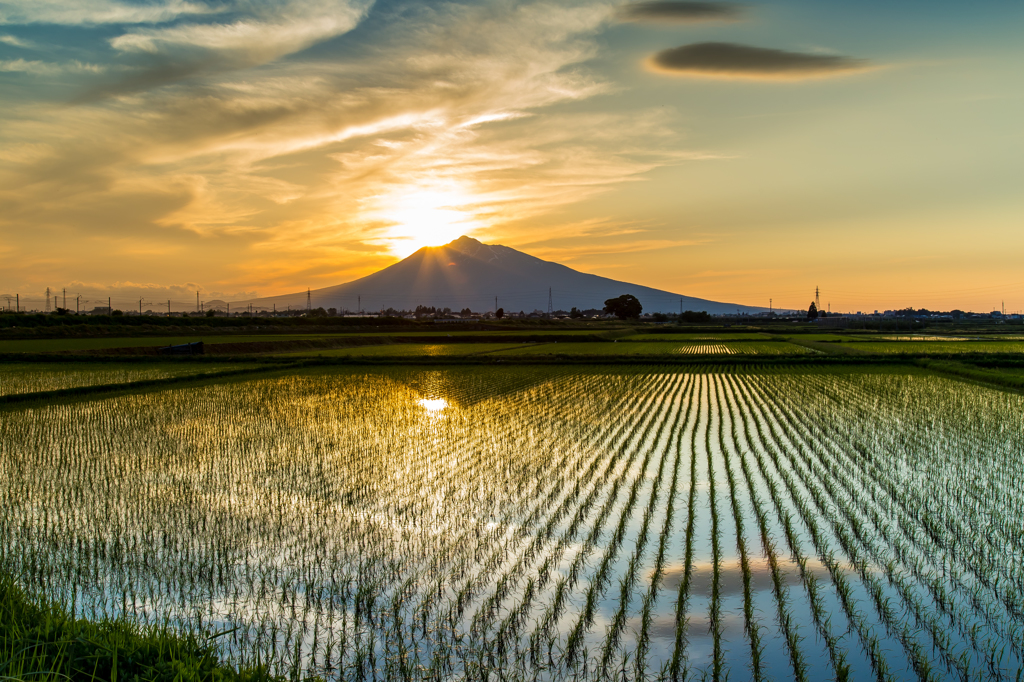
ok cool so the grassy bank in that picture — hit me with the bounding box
[0,572,283,682]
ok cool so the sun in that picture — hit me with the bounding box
[375,185,481,258]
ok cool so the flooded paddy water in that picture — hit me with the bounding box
[1,366,1022,680]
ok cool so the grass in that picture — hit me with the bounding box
[0,571,283,682]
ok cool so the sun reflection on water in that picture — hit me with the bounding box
[417,397,448,413]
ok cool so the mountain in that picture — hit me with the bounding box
[234,236,767,315]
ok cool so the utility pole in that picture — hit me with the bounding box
[770,298,773,314]
[307,288,311,312]
[547,287,553,316]
[167,300,171,317]
[197,291,200,313]
[16,294,18,313]
[680,298,683,315]
[139,298,143,315]
[108,297,111,315]
[815,286,820,311]
[495,296,498,312]
[76,295,80,314]
[63,288,66,310]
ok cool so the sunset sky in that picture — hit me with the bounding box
[1,0,1022,313]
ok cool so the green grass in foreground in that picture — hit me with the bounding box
[0,572,283,682]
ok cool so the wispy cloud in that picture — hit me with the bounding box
[617,1,743,23]
[649,42,873,80]
[109,0,373,63]
[0,33,31,47]
[0,0,721,294]
[0,58,104,75]
[0,0,216,26]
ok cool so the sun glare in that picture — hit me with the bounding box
[417,397,448,413]
[376,186,481,258]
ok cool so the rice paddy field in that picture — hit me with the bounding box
[2,365,1023,681]
[847,341,1024,354]
[277,343,525,357]
[491,341,811,356]
[0,362,244,396]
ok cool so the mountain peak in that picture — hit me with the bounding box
[443,235,487,256]
[447,235,482,247]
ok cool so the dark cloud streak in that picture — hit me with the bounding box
[649,42,871,80]
[618,2,743,23]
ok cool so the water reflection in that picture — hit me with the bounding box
[417,397,448,412]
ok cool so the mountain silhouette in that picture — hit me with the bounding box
[236,236,765,314]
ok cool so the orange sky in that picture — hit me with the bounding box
[1,0,1023,313]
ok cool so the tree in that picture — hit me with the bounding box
[678,310,711,323]
[807,302,818,320]
[495,307,504,319]
[603,294,642,320]
[569,307,584,319]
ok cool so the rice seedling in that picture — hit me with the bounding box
[1,364,1022,680]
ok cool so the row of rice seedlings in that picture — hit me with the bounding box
[562,375,686,668]
[528,373,682,667]
[776,373,1023,675]
[768,371,1020,656]
[2,368,606,675]
[800,372,1024,642]
[703,375,726,682]
[673,344,735,355]
[715,381,812,682]
[668,373,709,681]
[721,379,847,677]
[414,371,661,674]
[473,373,685,667]
[737,375,929,676]
[710,375,767,682]
[596,374,694,675]
[724,374,889,681]
[0,364,198,397]
[740,374,969,680]
[631,376,695,679]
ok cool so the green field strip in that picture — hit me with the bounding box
[0,363,298,407]
[273,343,526,357]
[0,362,256,396]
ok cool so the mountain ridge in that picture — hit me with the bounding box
[234,236,767,315]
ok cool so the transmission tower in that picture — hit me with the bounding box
[45,287,51,313]
[815,286,820,311]
[547,287,553,316]
[306,288,311,311]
